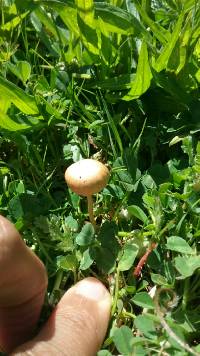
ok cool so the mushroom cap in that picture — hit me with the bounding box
[65,159,110,196]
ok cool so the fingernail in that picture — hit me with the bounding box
[73,277,109,302]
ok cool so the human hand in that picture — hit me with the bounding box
[0,215,111,355]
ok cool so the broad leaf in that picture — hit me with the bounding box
[154,12,184,72]
[132,292,155,309]
[151,273,170,286]
[123,41,152,100]
[112,326,134,355]
[55,4,80,36]
[57,254,78,271]
[95,3,148,37]
[134,0,170,44]
[127,205,148,223]
[1,11,29,31]
[97,351,112,356]
[87,74,135,90]
[75,0,99,55]
[0,110,30,131]
[166,236,195,254]
[65,216,78,232]
[76,223,95,246]
[175,256,200,278]
[0,76,39,115]
[134,315,157,339]
[34,7,61,41]
[8,61,31,83]
[75,0,94,26]
[93,221,120,273]
[77,15,99,55]
[80,248,94,270]
[118,243,138,271]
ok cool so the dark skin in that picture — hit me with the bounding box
[0,215,111,355]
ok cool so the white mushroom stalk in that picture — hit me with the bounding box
[65,159,110,227]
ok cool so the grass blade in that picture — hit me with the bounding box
[100,93,123,156]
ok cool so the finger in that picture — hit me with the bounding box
[12,277,111,356]
[0,215,47,353]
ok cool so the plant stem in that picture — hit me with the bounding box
[182,277,190,311]
[122,311,136,319]
[49,269,63,304]
[87,195,96,228]
[111,267,120,315]
[155,288,200,356]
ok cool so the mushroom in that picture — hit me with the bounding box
[65,159,110,227]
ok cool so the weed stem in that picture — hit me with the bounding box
[182,277,190,311]
[111,267,120,315]
[155,288,200,356]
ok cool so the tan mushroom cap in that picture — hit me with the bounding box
[65,159,110,196]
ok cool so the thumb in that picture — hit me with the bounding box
[12,277,111,356]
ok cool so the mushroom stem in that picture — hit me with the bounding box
[87,195,96,228]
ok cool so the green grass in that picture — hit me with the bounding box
[0,0,200,354]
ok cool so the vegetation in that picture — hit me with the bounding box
[0,0,200,354]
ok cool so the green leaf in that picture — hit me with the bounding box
[0,96,10,113]
[1,11,29,31]
[0,110,30,131]
[134,0,170,44]
[76,223,95,246]
[80,248,94,270]
[103,184,124,199]
[93,221,120,273]
[134,315,157,339]
[154,12,184,72]
[57,254,78,271]
[8,61,31,84]
[112,326,134,355]
[127,205,148,223]
[0,76,39,115]
[132,292,155,309]
[166,236,195,254]
[101,95,123,155]
[77,15,99,55]
[167,15,192,74]
[34,6,64,42]
[87,74,135,90]
[174,256,200,278]
[97,221,118,248]
[75,0,99,55]
[150,273,170,286]
[113,158,135,191]
[56,4,80,36]
[65,216,78,232]
[92,246,116,273]
[17,61,31,83]
[97,351,112,356]
[118,243,138,271]
[95,3,148,37]
[123,41,152,100]
[8,194,43,220]
[75,0,94,26]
